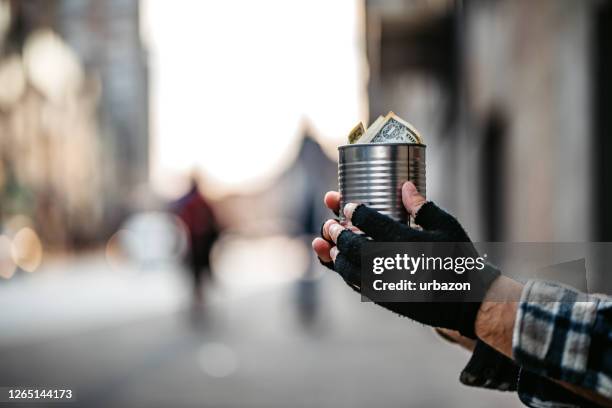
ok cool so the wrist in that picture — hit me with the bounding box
[474,276,523,358]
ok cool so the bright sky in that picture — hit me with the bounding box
[142,0,367,198]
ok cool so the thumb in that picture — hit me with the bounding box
[402,181,427,216]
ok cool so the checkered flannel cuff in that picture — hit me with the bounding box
[512,279,612,398]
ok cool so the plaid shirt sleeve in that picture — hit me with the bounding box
[512,279,612,402]
[458,340,602,408]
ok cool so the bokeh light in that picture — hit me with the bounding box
[104,229,132,272]
[0,55,25,109]
[117,211,188,268]
[212,235,308,294]
[0,234,16,279]
[10,227,43,273]
[23,29,83,103]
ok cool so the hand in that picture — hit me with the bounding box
[312,181,500,339]
[435,328,477,352]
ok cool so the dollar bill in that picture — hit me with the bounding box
[357,115,385,144]
[347,122,365,144]
[362,112,422,144]
[386,112,422,144]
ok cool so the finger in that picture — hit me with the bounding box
[346,224,362,233]
[312,238,333,263]
[435,328,459,344]
[344,203,428,242]
[335,229,369,265]
[340,221,363,234]
[328,221,373,264]
[324,219,364,244]
[330,246,339,262]
[414,201,467,240]
[327,221,346,244]
[320,219,339,243]
[321,218,343,242]
[402,181,427,217]
[435,328,477,351]
[324,191,341,216]
[401,181,464,236]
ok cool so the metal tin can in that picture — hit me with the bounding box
[338,143,426,224]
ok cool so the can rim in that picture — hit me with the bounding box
[338,142,426,149]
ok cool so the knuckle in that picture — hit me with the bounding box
[337,229,352,245]
[351,204,369,226]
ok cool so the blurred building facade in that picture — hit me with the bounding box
[365,0,607,245]
[56,0,149,193]
[0,0,148,248]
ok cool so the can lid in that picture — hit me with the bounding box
[338,142,426,149]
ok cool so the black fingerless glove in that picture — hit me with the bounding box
[319,202,500,339]
[460,340,519,391]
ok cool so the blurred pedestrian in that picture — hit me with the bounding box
[281,135,336,327]
[171,176,219,309]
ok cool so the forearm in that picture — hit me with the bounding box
[475,278,612,406]
[474,276,521,358]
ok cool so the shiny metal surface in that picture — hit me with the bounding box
[338,143,426,224]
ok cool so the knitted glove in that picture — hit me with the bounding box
[320,202,500,339]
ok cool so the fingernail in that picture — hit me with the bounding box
[311,239,318,250]
[403,181,417,194]
[344,203,358,219]
[330,247,339,261]
[402,181,425,216]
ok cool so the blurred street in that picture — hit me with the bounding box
[1,0,611,405]
[0,254,520,408]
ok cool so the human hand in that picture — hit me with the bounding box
[435,328,477,352]
[312,181,500,339]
